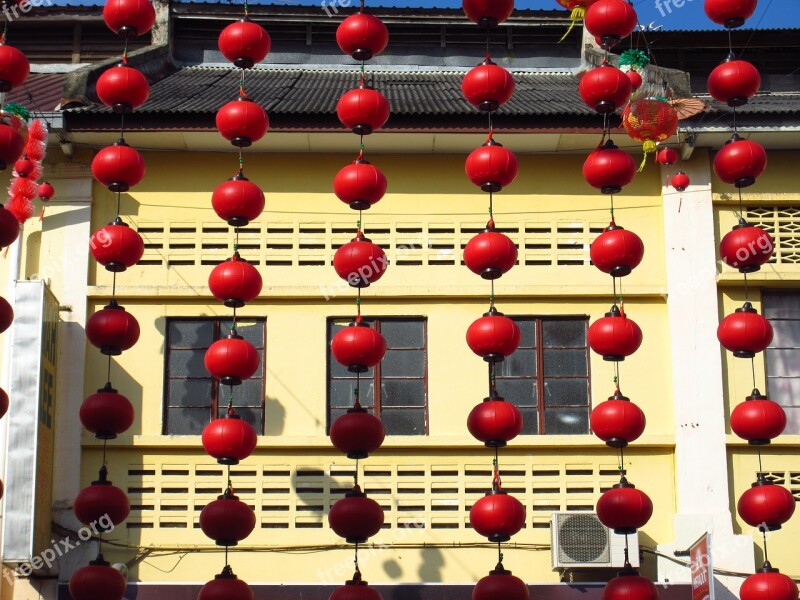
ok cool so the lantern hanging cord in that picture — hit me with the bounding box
[732,104,738,134]
[111,272,117,299]
[354,543,360,571]
[488,361,496,396]
[757,446,763,474]
[750,357,757,395]
[238,148,244,172]
[119,112,126,141]
[743,271,750,303]
[359,0,364,10]
[487,110,493,134]
[122,37,128,65]
[727,28,733,55]
[0,19,7,45]
[612,275,618,305]
[239,69,247,98]
[354,457,359,487]
[609,193,615,221]
[357,210,362,233]
[497,542,503,565]
[106,354,112,384]
[492,455,501,491]
[356,288,361,317]
[737,187,744,215]
[102,438,108,468]
[227,386,234,413]
[243,0,249,17]
[614,362,620,389]
[234,227,240,253]
[115,191,122,218]
[488,190,494,221]
[761,531,769,564]
[490,279,495,308]
[224,543,229,569]
[227,464,232,492]
[484,23,490,58]
[618,445,625,475]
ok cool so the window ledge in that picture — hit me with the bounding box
[726,434,800,447]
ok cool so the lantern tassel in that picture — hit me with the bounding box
[638,140,657,172]
[558,7,585,43]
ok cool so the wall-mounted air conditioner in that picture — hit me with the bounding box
[551,511,639,570]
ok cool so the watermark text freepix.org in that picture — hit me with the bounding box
[654,0,693,18]
[2,0,54,22]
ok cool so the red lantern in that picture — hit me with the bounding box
[626,69,643,92]
[86,300,140,356]
[0,387,8,420]
[708,58,761,107]
[465,137,519,193]
[656,147,678,166]
[202,410,258,465]
[79,382,135,439]
[596,477,653,534]
[0,296,12,334]
[330,569,383,600]
[714,134,767,188]
[467,394,524,448]
[579,62,631,114]
[731,389,787,445]
[466,307,521,363]
[462,0,514,28]
[590,222,644,277]
[208,252,262,308]
[96,63,150,113]
[200,488,256,546]
[331,320,387,373]
[602,566,659,600]
[69,555,127,600]
[738,474,796,531]
[622,98,679,164]
[212,170,265,227]
[590,389,646,448]
[671,171,690,192]
[337,84,390,136]
[584,0,637,49]
[103,0,156,37]
[14,156,33,178]
[473,563,529,600]
[582,139,636,195]
[588,304,643,361]
[462,58,516,112]
[90,216,145,272]
[73,467,130,529]
[204,331,260,386]
[717,302,773,359]
[0,119,26,171]
[0,205,20,247]
[720,218,774,273]
[740,564,799,600]
[704,0,757,28]
[464,221,517,280]
[216,97,269,147]
[330,400,385,459]
[328,485,384,543]
[218,18,271,69]
[333,156,387,210]
[198,566,254,600]
[0,44,29,92]
[336,11,389,61]
[91,139,146,193]
[38,181,55,201]
[470,488,526,542]
[333,232,388,288]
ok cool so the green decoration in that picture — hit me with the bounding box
[619,49,649,71]
[2,103,31,122]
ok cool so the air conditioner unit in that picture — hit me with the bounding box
[550,511,639,570]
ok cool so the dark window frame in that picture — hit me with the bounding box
[762,291,800,434]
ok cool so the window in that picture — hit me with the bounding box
[494,317,590,435]
[763,292,800,433]
[327,318,427,436]
[163,318,265,435]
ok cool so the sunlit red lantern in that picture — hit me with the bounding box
[204,331,260,385]
[708,57,761,107]
[331,320,387,372]
[470,487,526,542]
[69,555,127,600]
[212,170,265,227]
[80,382,135,439]
[0,387,8,420]
[200,488,256,546]
[38,181,55,202]
[208,252,262,308]
[336,11,389,61]
[590,222,644,277]
[625,69,643,92]
[330,399,385,459]
[579,62,631,114]
[0,205,19,247]
[621,98,679,165]
[588,305,642,361]
[731,389,787,445]
[14,156,33,178]
[334,232,388,288]
[720,218,773,273]
[96,63,150,113]
[86,300,140,356]
[462,0,514,27]
[337,84,391,136]
[465,137,519,192]
[590,389,646,448]
[582,139,636,194]
[0,296,12,334]
[704,0,757,28]
[73,467,130,529]
[671,171,690,191]
[467,307,521,363]
[0,44,30,92]
[103,0,156,37]
[596,477,653,534]
[714,134,767,188]
[330,570,383,600]
[90,216,145,272]
[91,139,146,192]
[473,562,529,600]
[740,564,799,600]
[737,473,796,531]
[462,58,516,112]
[0,118,26,171]
[463,221,517,279]
[717,302,773,359]
[216,97,269,147]
[328,484,384,543]
[198,566,254,600]
[656,147,678,166]
[218,18,271,69]
[584,0,637,49]
[333,156,387,210]
[602,565,659,600]
[202,409,258,465]
[467,394,524,448]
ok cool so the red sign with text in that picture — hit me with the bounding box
[690,533,713,600]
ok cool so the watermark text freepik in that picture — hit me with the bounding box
[654,0,693,18]
[2,0,54,22]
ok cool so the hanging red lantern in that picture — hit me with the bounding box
[336,11,389,61]
[588,304,642,361]
[85,300,140,356]
[467,394,524,448]
[470,487,526,542]
[590,389,646,448]
[464,221,517,280]
[69,555,127,600]
[656,147,678,166]
[625,69,643,92]
[337,84,391,136]
[73,467,130,528]
[333,156,387,210]
[103,0,156,37]
[90,216,145,272]
[720,218,774,273]
[582,139,636,195]
[331,571,383,600]
[204,331,260,386]
[738,473,796,531]
[465,136,519,193]
[328,484,384,543]
[0,296,12,334]
[578,62,632,114]
[333,232,388,288]
[0,387,8,420]
[200,488,256,546]
[714,134,767,188]
[331,320,387,373]
[208,252,262,308]
[79,382,135,440]
[91,139,146,193]
[621,98,679,168]
[602,565,659,600]
[596,476,653,534]
[671,171,690,191]
[466,307,521,363]
[0,44,29,92]
[212,170,265,227]
[730,389,787,445]
[202,409,258,465]
[462,58,516,112]
[740,564,799,600]
[717,301,773,359]
[473,562,530,600]
[708,57,761,107]
[590,222,644,277]
[218,18,271,69]
[14,156,33,178]
[330,399,385,459]
[198,566,254,600]
[584,0,637,49]
[96,63,150,113]
[704,0,757,28]
[462,0,514,28]
[0,118,27,171]
[38,181,55,202]
[0,205,20,247]
[216,97,269,148]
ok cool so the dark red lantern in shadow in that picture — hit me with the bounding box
[0,205,19,247]
[579,62,631,114]
[467,307,521,363]
[0,296,12,334]
[730,389,787,445]
[583,139,636,195]
[208,252,262,308]
[96,63,150,113]
[73,466,130,529]
[740,563,799,600]
[334,232,388,288]
[584,0,637,49]
[462,58,515,112]
[103,0,156,37]
[704,0,757,28]
[337,84,391,136]
[464,221,518,280]
[0,44,29,92]
[336,11,389,61]
[656,147,678,166]
[218,18,271,69]
[588,304,642,361]
[467,394,524,448]
[719,218,773,273]
[717,301,773,359]
[590,389,646,448]
[462,0,514,27]
[0,387,8,420]
[200,488,256,546]
[328,484,384,543]
[738,473,796,531]
[334,156,387,210]
[86,300,140,356]
[69,555,127,600]
[671,171,690,192]
[465,137,518,193]
[473,562,530,600]
[602,564,659,600]
[80,382,135,439]
[708,57,761,107]
[331,320,387,373]
[91,139,146,193]
[90,216,145,272]
[596,476,653,534]
[330,569,383,600]
[202,409,258,465]
[470,485,526,543]
[204,331,260,386]
[714,134,767,188]
[216,97,269,148]
[198,566,254,600]
[212,170,265,227]
[330,399,385,459]
[590,222,644,277]
[0,117,25,171]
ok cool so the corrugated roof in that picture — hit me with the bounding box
[698,93,800,115]
[7,73,66,113]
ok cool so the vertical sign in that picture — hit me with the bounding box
[690,532,714,600]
